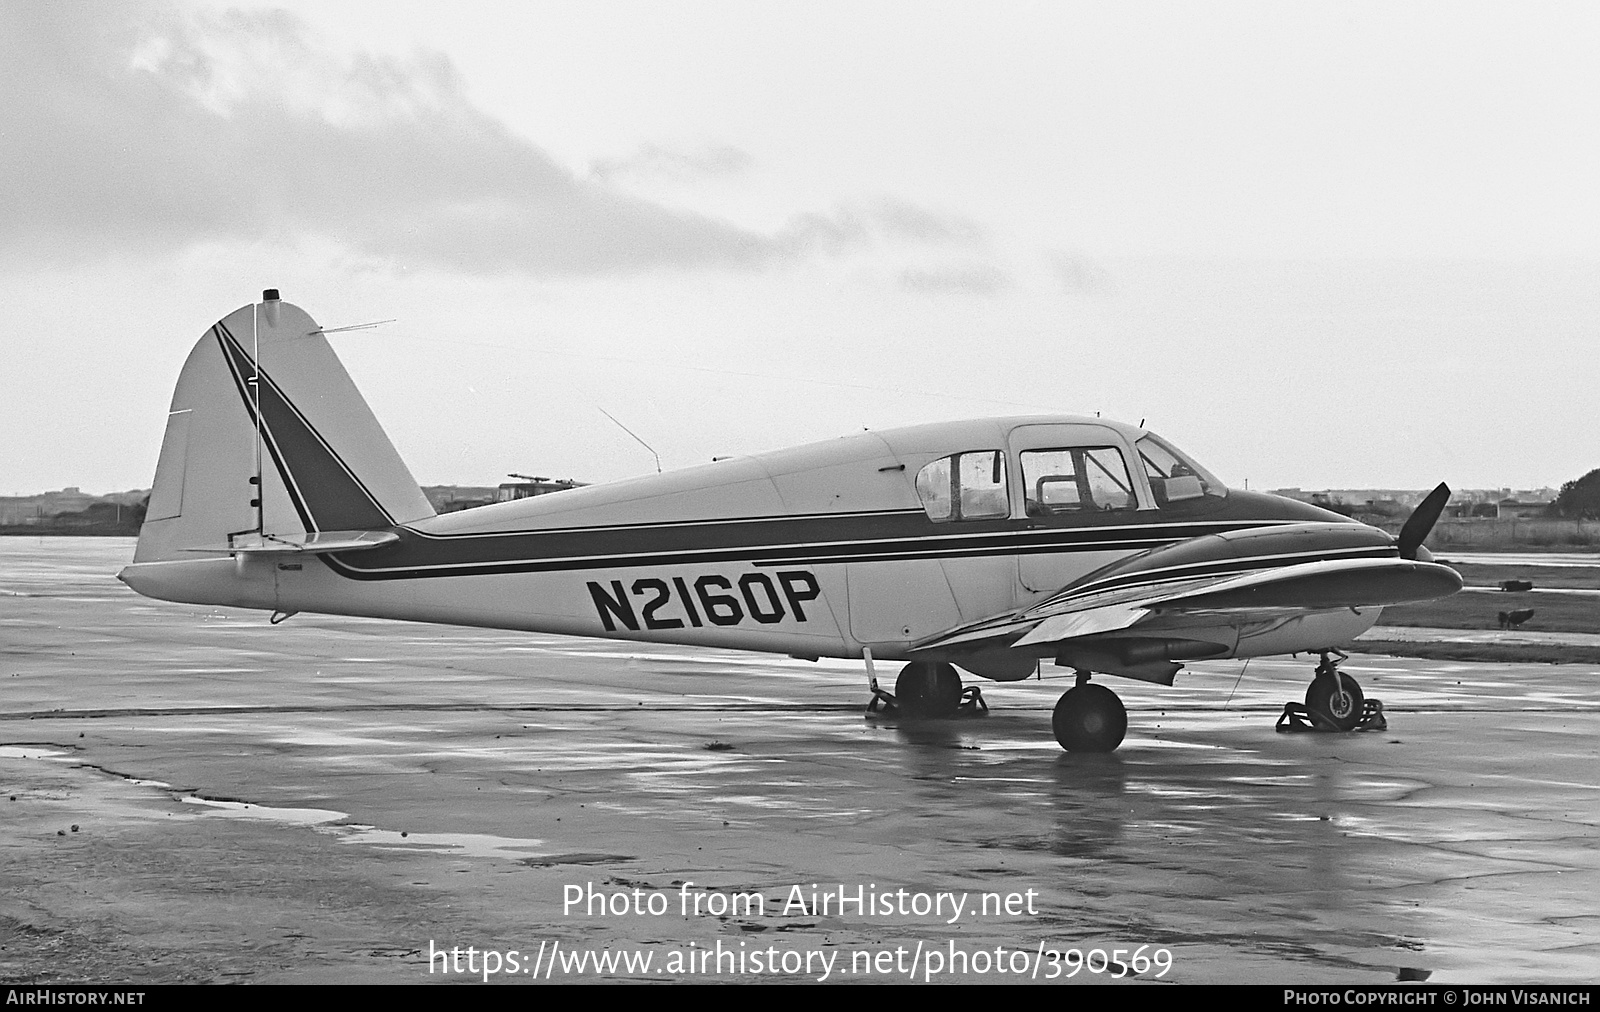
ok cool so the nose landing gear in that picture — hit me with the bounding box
[1276,649,1387,733]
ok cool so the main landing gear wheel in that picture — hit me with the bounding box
[1305,672,1365,731]
[894,661,964,718]
[1052,681,1127,753]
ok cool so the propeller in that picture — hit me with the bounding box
[1397,482,1451,560]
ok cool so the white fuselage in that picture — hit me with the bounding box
[122,415,1380,676]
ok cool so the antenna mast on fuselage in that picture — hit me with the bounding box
[597,406,662,474]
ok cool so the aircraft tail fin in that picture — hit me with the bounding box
[131,292,435,567]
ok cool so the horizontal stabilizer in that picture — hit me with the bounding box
[183,530,399,555]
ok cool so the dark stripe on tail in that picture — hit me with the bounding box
[214,323,392,532]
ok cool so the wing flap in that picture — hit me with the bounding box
[1013,604,1148,647]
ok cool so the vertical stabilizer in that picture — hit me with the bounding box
[131,294,435,565]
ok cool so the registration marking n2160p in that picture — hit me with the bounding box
[586,571,823,631]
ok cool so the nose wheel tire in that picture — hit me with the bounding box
[1052,683,1127,752]
[894,661,964,718]
[1305,673,1365,731]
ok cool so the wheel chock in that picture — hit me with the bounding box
[867,685,988,718]
[1276,703,1329,732]
[866,687,898,715]
[1358,699,1387,730]
[1276,699,1388,734]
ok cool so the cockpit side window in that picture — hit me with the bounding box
[914,455,954,521]
[1021,446,1136,515]
[1136,433,1225,505]
[914,450,1009,522]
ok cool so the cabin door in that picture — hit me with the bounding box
[1007,423,1147,595]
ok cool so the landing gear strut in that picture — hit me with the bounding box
[1306,653,1364,729]
[1051,671,1127,752]
[1276,649,1387,733]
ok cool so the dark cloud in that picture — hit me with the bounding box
[0,5,775,274]
[898,264,1010,296]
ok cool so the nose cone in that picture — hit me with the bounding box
[115,567,130,585]
[1413,545,1435,563]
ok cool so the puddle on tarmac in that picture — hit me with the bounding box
[181,797,548,857]
[181,796,349,825]
[0,746,69,760]
[340,827,548,859]
[4,746,549,860]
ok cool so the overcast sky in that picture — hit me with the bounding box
[4,1,1598,496]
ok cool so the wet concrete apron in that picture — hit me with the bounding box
[3,539,1596,983]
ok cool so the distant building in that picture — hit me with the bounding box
[422,476,586,515]
[1269,488,1423,522]
[0,489,149,533]
[1494,498,1554,520]
[422,486,499,514]
[1443,488,1558,518]
[0,488,147,527]
[495,477,585,502]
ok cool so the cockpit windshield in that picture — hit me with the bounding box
[1135,433,1226,505]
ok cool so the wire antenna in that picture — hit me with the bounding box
[311,319,396,335]
[597,406,662,474]
[1224,658,1251,709]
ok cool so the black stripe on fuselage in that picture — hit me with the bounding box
[411,507,922,538]
[214,323,393,532]
[317,514,1304,581]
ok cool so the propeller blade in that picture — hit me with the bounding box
[1397,482,1451,560]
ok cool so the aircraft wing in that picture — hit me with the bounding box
[912,556,1463,661]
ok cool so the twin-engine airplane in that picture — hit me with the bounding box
[120,292,1463,752]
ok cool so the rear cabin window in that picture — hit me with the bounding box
[914,451,1009,522]
[1020,446,1136,515]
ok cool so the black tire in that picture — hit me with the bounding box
[894,662,963,718]
[1305,673,1364,731]
[1051,683,1127,752]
